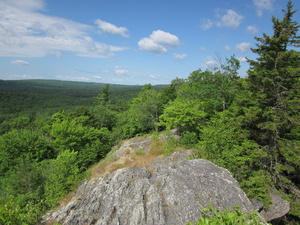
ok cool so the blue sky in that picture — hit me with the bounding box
[1,0,299,85]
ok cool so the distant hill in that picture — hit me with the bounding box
[0,79,168,120]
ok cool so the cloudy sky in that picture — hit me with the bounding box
[1,0,299,85]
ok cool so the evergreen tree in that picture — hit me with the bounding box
[96,84,113,108]
[246,1,300,217]
[94,84,117,129]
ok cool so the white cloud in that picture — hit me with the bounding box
[201,19,213,30]
[0,0,127,58]
[203,56,218,70]
[9,74,33,79]
[114,66,130,75]
[95,19,129,37]
[225,45,231,52]
[238,57,247,62]
[138,38,167,54]
[115,69,129,75]
[56,75,90,81]
[253,0,273,16]
[11,60,30,66]
[201,9,243,29]
[217,9,244,28]
[150,30,180,47]
[247,25,258,34]
[138,30,180,54]
[50,51,63,58]
[235,42,251,53]
[173,53,187,60]
[200,46,206,52]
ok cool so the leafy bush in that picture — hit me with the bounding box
[0,129,55,174]
[180,131,198,148]
[0,195,41,225]
[187,204,269,225]
[42,150,80,207]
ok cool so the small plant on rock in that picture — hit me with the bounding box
[187,204,269,225]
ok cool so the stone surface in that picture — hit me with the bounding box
[250,199,264,212]
[260,193,290,222]
[43,152,261,225]
[159,128,180,141]
[113,136,153,158]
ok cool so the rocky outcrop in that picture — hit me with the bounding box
[250,194,290,222]
[43,152,261,225]
[260,193,290,222]
[113,136,153,158]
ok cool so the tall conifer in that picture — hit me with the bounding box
[246,1,300,216]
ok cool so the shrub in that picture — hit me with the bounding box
[187,204,269,225]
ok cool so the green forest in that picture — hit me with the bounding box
[0,1,299,224]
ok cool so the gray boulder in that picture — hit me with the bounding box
[113,136,153,158]
[43,152,261,225]
[260,193,290,222]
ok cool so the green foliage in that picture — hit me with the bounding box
[158,83,177,105]
[96,84,113,107]
[43,150,80,207]
[180,131,198,148]
[93,104,117,130]
[159,99,207,134]
[50,114,96,151]
[195,109,272,205]
[0,80,168,224]
[0,129,55,174]
[179,58,241,113]
[159,57,241,136]
[0,104,115,223]
[244,1,300,216]
[115,84,165,138]
[0,195,41,225]
[134,150,145,156]
[0,116,31,134]
[50,112,112,168]
[187,204,269,225]
[1,158,45,206]
[0,79,167,120]
[0,195,29,225]
[93,85,118,130]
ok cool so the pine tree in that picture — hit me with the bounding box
[97,84,112,107]
[246,1,300,217]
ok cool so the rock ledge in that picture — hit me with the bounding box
[44,152,260,225]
